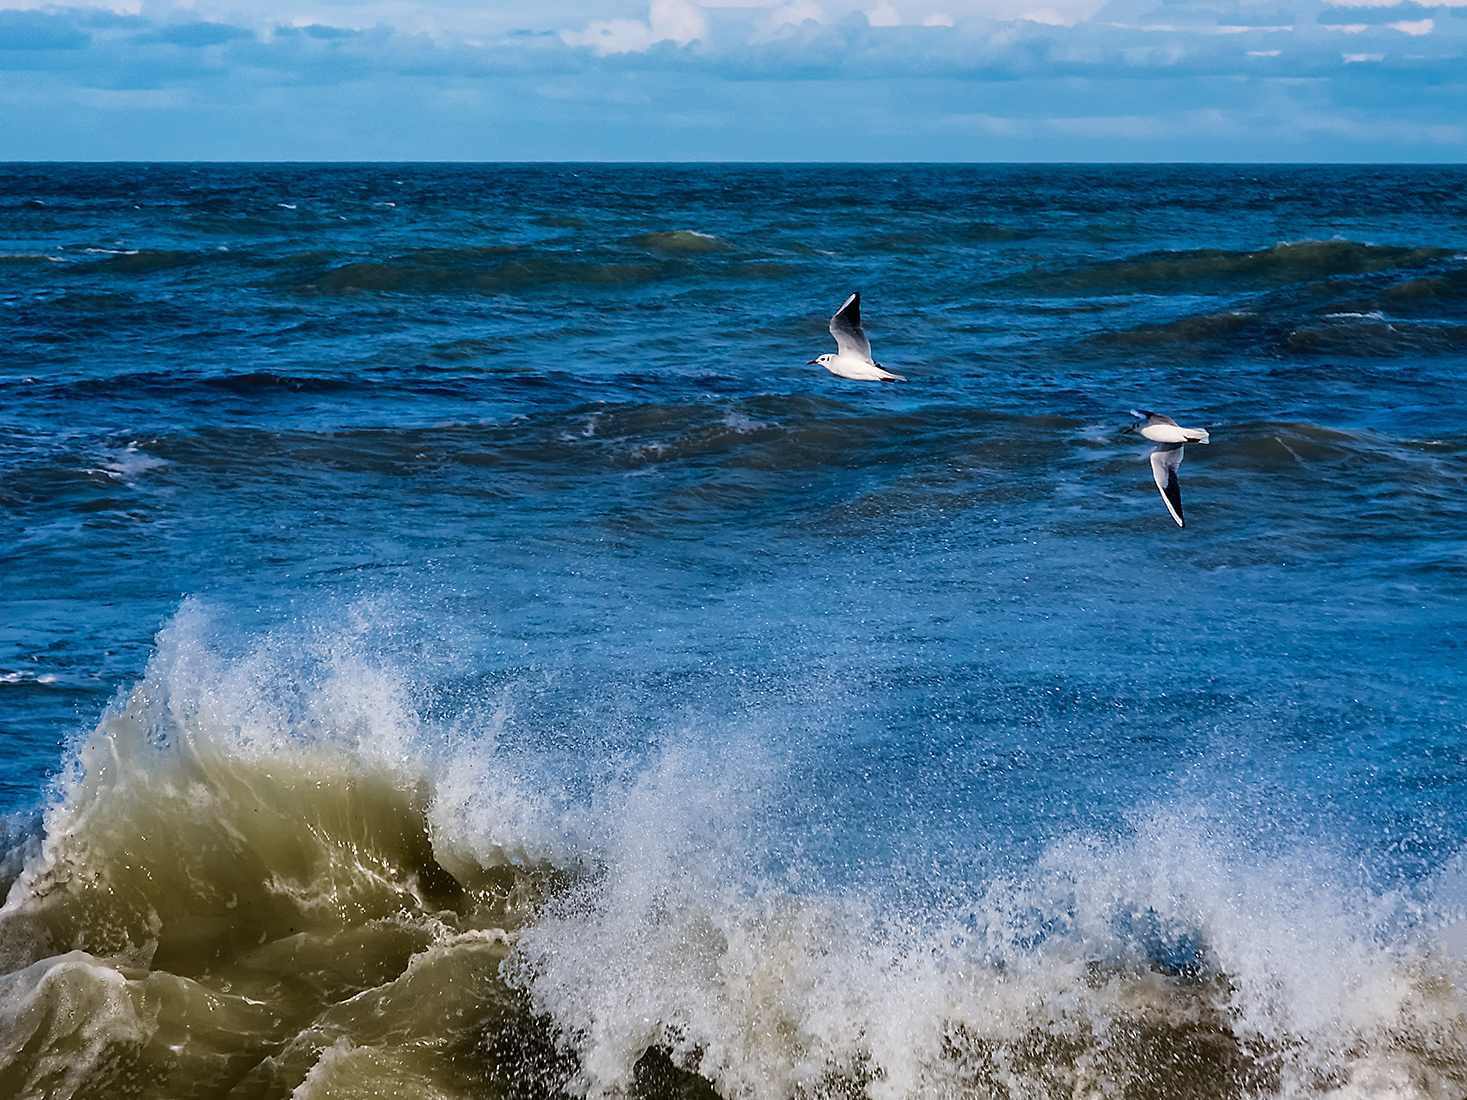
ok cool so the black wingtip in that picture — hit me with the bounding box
[1161,473,1185,528]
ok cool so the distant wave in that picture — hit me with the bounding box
[1005,240,1458,296]
[82,248,208,274]
[630,231,731,254]
[1098,308,1467,358]
[280,257,667,295]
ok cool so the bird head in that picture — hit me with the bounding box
[809,354,833,366]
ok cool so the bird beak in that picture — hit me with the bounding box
[1122,425,1135,435]
[807,359,819,365]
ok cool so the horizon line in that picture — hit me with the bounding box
[5,159,1467,167]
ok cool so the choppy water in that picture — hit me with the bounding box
[2,163,1467,1100]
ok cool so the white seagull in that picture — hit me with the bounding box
[1126,409,1210,528]
[809,292,906,382]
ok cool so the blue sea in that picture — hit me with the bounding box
[2,163,1466,1099]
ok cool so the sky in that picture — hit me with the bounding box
[0,0,1464,160]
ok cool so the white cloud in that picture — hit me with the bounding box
[1288,110,1464,144]
[562,0,709,54]
[955,0,1118,22]
[651,0,710,39]
[756,0,827,34]
[1326,0,1466,7]
[560,18,659,53]
[0,0,140,10]
[1046,112,1170,138]
[4,0,1467,161]
[941,111,1024,134]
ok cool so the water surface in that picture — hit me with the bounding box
[2,163,1466,1100]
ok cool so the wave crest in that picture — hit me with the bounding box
[1008,240,1457,296]
[5,607,1467,1099]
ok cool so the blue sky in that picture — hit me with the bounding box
[0,0,1464,160]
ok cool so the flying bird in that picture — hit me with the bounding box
[1126,410,1210,528]
[809,292,906,382]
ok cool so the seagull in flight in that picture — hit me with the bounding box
[809,292,905,382]
[1126,410,1210,528]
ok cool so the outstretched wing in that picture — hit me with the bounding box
[829,292,872,360]
[1149,442,1186,528]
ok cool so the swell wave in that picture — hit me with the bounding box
[630,231,730,253]
[280,257,665,295]
[1007,240,1457,296]
[82,249,212,274]
[1099,311,1467,358]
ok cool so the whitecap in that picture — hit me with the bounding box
[100,443,168,484]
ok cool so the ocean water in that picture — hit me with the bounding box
[2,163,1466,1100]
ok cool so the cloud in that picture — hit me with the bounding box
[136,21,252,47]
[0,9,90,48]
[866,1,901,24]
[1318,2,1441,21]
[1327,0,1466,7]
[0,0,1464,159]
[562,0,710,53]
[275,23,364,41]
[2,0,1460,79]
[755,2,828,37]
